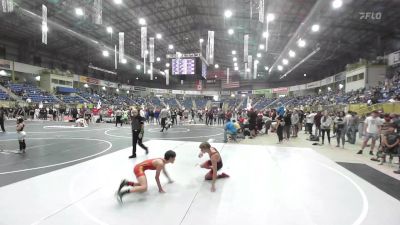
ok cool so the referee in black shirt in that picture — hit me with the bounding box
[129,108,149,158]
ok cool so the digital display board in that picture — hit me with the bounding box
[172,58,196,75]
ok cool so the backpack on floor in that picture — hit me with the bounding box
[310,134,319,142]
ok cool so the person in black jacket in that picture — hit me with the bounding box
[0,107,6,132]
[129,108,149,159]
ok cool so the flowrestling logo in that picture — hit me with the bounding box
[359,12,382,20]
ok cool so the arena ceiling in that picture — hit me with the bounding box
[0,0,399,88]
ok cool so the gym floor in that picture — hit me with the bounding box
[0,120,399,225]
[0,120,224,187]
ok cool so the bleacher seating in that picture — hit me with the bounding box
[164,98,179,108]
[194,98,207,109]
[58,95,86,104]
[9,83,58,103]
[0,89,10,100]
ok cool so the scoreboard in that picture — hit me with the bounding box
[172,58,196,75]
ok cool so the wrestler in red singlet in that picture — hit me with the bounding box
[134,158,165,177]
[116,150,176,203]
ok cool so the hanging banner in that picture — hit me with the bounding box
[42,5,47,45]
[93,0,102,25]
[141,26,147,58]
[150,63,153,80]
[226,68,230,84]
[244,34,249,62]
[244,63,248,79]
[114,45,117,69]
[118,32,124,63]
[253,59,258,79]
[259,0,264,23]
[206,31,214,64]
[248,55,253,79]
[149,37,155,63]
[2,0,13,12]
[165,69,169,86]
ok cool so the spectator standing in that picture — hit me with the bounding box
[334,111,347,148]
[0,107,6,132]
[357,111,383,155]
[320,111,333,145]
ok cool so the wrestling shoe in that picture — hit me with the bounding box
[144,147,149,154]
[356,150,363,154]
[117,179,128,193]
[116,190,128,204]
[128,154,136,159]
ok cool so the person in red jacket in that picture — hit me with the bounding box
[116,150,176,203]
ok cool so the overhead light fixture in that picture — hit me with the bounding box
[234,62,238,67]
[121,58,127,64]
[224,10,233,18]
[339,83,343,89]
[231,94,235,97]
[332,0,343,9]
[319,89,322,92]
[136,65,141,70]
[0,70,6,76]
[246,68,250,72]
[106,26,113,33]
[257,53,262,58]
[156,33,162,39]
[232,50,236,55]
[102,86,106,90]
[75,8,84,16]
[168,44,174,50]
[233,57,237,62]
[215,64,219,69]
[282,59,289,65]
[102,50,109,57]
[116,88,120,92]
[35,76,41,81]
[199,38,204,43]
[84,83,89,88]
[289,50,296,58]
[147,69,152,74]
[254,59,259,64]
[155,77,158,80]
[234,67,239,71]
[139,18,146,26]
[297,39,306,48]
[304,73,307,77]
[156,57,161,62]
[241,94,246,97]
[176,52,182,58]
[259,44,265,50]
[263,31,269,38]
[144,50,149,55]
[166,63,170,68]
[127,90,130,94]
[264,66,269,71]
[228,29,234,35]
[311,24,320,32]
[114,0,122,4]
[266,13,275,22]
[277,65,283,71]
[136,77,139,80]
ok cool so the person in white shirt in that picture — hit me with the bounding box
[357,111,383,155]
[306,112,315,135]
